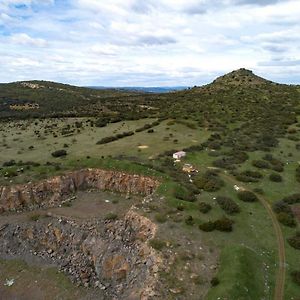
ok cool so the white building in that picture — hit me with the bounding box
[173,151,186,160]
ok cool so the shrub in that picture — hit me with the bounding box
[173,185,196,202]
[269,173,282,182]
[296,166,300,183]
[185,216,195,226]
[177,204,185,211]
[199,221,216,232]
[97,131,134,144]
[95,118,109,127]
[277,212,296,227]
[3,160,16,167]
[252,160,269,169]
[198,202,212,214]
[211,277,220,287]
[273,200,292,214]
[216,196,240,214]
[288,231,300,250]
[214,217,234,232]
[194,171,224,192]
[97,136,117,144]
[104,212,118,221]
[272,164,284,173]
[237,191,258,202]
[253,188,264,195]
[51,149,67,157]
[282,194,300,205]
[149,239,166,251]
[29,214,41,222]
[287,232,300,250]
[236,174,258,183]
[155,213,167,223]
[263,154,284,172]
[236,170,263,183]
[291,271,300,286]
[4,169,18,178]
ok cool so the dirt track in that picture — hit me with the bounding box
[221,172,286,300]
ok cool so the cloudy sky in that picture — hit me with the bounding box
[1,0,300,86]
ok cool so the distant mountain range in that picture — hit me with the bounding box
[87,86,188,93]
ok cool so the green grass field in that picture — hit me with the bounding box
[0,118,209,164]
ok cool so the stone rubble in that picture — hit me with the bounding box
[0,209,161,299]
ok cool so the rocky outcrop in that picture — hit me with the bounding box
[0,169,159,213]
[0,209,161,299]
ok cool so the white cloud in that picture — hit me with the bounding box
[10,33,47,47]
[0,0,299,85]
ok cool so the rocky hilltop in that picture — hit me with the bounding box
[0,169,160,213]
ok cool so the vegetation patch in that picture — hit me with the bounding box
[194,170,224,192]
[206,245,266,300]
[198,202,212,214]
[216,196,240,214]
[237,190,258,202]
[287,232,300,250]
[51,149,67,158]
[149,239,166,251]
[291,271,300,286]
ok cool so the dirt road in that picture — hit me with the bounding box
[221,172,286,300]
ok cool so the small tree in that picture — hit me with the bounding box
[237,190,258,202]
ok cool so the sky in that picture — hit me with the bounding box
[1,0,300,86]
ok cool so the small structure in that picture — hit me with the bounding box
[182,164,196,173]
[173,151,186,160]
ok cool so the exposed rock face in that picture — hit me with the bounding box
[0,169,159,213]
[0,209,161,299]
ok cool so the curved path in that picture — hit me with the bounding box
[220,171,286,300]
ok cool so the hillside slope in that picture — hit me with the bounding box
[1,69,300,152]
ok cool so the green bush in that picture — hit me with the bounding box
[3,169,18,178]
[199,221,216,232]
[214,217,234,232]
[155,213,167,223]
[216,196,240,214]
[263,154,284,172]
[198,202,212,214]
[291,271,300,286]
[277,212,296,227]
[253,188,264,195]
[95,118,109,127]
[269,173,282,182]
[149,239,166,251]
[236,170,263,183]
[185,216,195,226]
[3,160,16,167]
[236,174,259,183]
[104,212,118,221]
[51,149,67,157]
[252,160,270,169]
[237,191,258,202]
[173,185,196,202]
[211,277,220,287]
[29,214,41,222]
[296,166,300,183]
[282,194,300,204]
[273,201,292,214]
[194,171,224,192]
[287,232,300,250]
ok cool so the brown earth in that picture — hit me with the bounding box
[0,168,159,213]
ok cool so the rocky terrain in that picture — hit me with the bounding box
[0,208,161,299]
[0,169,159,213]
